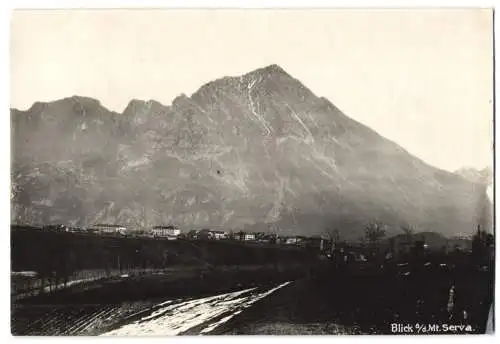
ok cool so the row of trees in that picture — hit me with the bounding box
[471,226,494,267]
[324,222,493,258]
[324,221,389,247]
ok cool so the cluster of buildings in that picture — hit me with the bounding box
[150,226,182,239]
[35,224,326,248]
[183,229,324,247]
[185,229,258,241]
[40,224,181,239]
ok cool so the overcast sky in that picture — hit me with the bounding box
[10,9,493,172]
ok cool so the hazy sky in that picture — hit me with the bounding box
[10,9,493,172]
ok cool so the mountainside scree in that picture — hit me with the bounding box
[10,65,492,238]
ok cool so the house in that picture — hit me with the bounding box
[91,224,127,235]
[233,231,255,241]
[235,232,256,241]
[65,226,85,233]
[244,233,256,241]
[285,236,304,245]
[151,226,181,239]
[186,229,199,240]
[318,236,332,252]
[198,229,213,240]
[212,230,229,240]
[193,229,229,240]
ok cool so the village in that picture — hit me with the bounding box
[13,222,492,266]
[26,223,328,248]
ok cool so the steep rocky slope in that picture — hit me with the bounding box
[10,65,491,238]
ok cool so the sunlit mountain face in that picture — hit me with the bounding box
[10,65,491,238]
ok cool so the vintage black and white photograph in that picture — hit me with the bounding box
[9,8,494,336]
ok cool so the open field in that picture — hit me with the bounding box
[11,228,317,299]
[212,266,494,335]
[11,227,494,335]
[13,262,492,336]
[12,263,309,335]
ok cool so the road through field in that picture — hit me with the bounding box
[13,266,492,335]
[101,281,293,336]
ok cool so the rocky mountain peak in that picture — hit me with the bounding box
[10,65,492,237]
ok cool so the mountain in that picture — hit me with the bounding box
[455,167,493,185]
[10,64,492,239]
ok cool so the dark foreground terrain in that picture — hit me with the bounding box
[11,261,311,335]
[11,228,494,335]
[12,259,493,336]
[212,267,494,335]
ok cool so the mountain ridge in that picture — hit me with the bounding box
[10,64,492,238]
[454,166,493,185]
[11,96,461,181]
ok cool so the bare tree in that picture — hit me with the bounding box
[329,228,341,244]
[357,235,366,246]
[365,222,386,246]
[322,228,341,252]
[400,224,415,242]
[472,224,494,267]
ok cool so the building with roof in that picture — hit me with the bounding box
[90,224,127,235]
[151,225,181,239]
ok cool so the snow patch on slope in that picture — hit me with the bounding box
[102,281,292,336]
